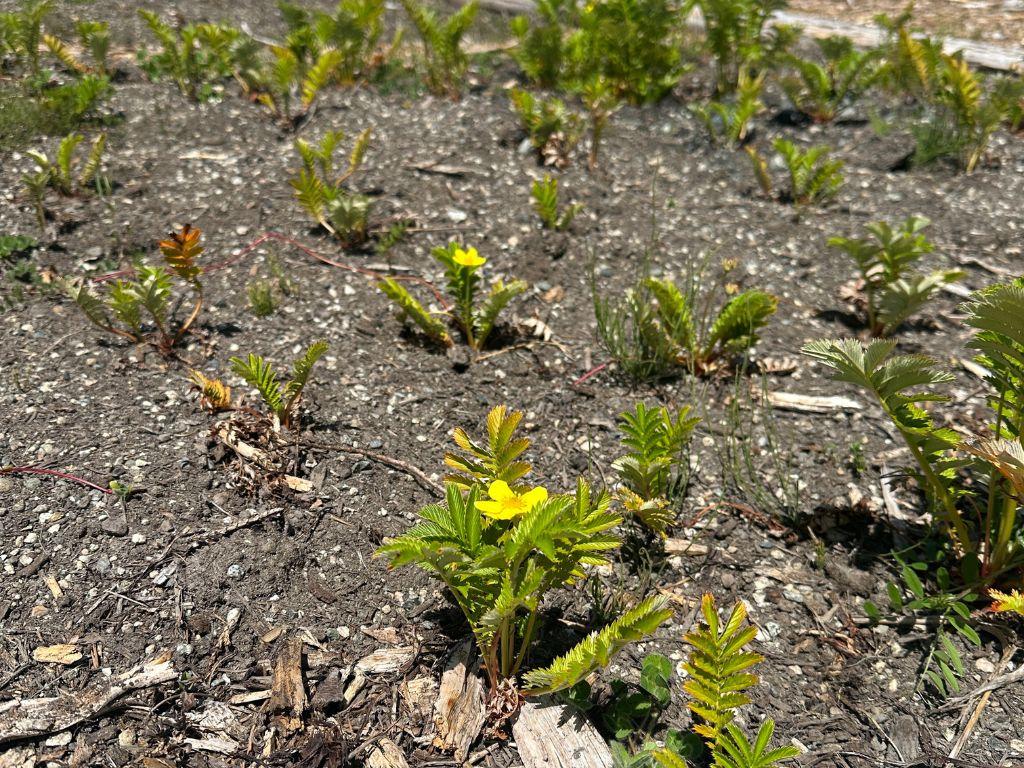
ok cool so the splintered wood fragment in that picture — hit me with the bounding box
[513,697,614,768]
[354,646,416,675]
[367,738,411,768]
[32,644,82,665]
[401,676,438,720]
[182,736,239,754]
[228,689,272,705]
[269,637,307,736]
[433,642,486,762]
[766,391,863,413]
[0,655,176,745]
[664,539,709,556]
[43,574,63,599]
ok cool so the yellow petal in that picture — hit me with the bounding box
[453,246,486,268]
[477,500,516,520]
[520,486,548,509]
[487,480,514,501]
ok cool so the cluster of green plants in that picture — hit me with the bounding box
[64,225,205,355]
[570,594,799,768]
[378,243,526,353]
[137,1,392,122]
[747,139,844,206]
[594,260,778,380]
[804,278,1024,691]
[510,88,583,168]
[0,1,112,149]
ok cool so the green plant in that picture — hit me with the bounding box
[229,340,328,430]
[992,75,1024,132]
[0,234,40,311]
[692,71,764,146]
[594,275,679,381]
[138,11,256,101]
[0,0,51,76]
[377,404,672,697]
[277,0,387,85]
[531,174,582,230]
[874,9,944,100]
[399,0,478,98]
[247,280,279,317]
[24,131,107,197]
[580,75,622,170]
[781,36,882,122]
[827,215,963,336]
[863,559,981,697]
[613,403,700,534]
[64,225,205,354]
[803,283,1024,582]
[912,54,1007,172]
[695,0,790,94]
[379,243,527,353]
[290,128,373,246]
[679,595,799,768]
[510,88,583,167]
[509,0,575,89]
[754,139,844,206]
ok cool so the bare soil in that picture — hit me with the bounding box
[1,3,1022,767]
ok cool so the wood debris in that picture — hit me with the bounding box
[432,642,486,762]
[367,738,411,768]
[354,646,416,675]
[31,644,82,665]
[269,637,307,736]
[0,655,176,745]
[766,390,863,413]
[513,697,614,768]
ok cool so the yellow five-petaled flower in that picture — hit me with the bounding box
[476,480,547,520]
[453,246,486,269]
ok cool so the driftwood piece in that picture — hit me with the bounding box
[432,642,486,762]
[766,391,863,413]
[0,656,176,745]
[269,637,307,736]
[513,698,614,768]
[354,646,417,675]
[367,738,411,768]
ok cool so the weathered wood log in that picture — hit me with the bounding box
[513,697,614,768]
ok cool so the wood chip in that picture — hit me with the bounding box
[228,689,272,705]
[367,738,411,768]
[354,646,416,675]
[32,644,82,665]
[43,574,63,599]
[269,637,307,736]
[181,735,239,754]
[401,676,438,720]
[664,539,709,556]
[766,391,863,413]
[513,697,614,768]
[433,642,486,762]
[0,655,176,745]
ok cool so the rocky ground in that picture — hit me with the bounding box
[1,2,1023,767]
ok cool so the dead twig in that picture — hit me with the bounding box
[301,439,443,498]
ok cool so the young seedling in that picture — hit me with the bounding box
[229,340,328,431]
[23,132,109,229]
[750,139,844,206]
[781,35,882,122]
[692,70,764,146]
[697,0,791,94]
[510,88,583,167]
[531,174,582,230]
[613,402,700,534]
[399,0,478,98]
[65,224,205,355]
[378,243,527,353]
[189,370,233,412]
[290,128,373,246]
[828,215,963,336]
[377,404,672,701]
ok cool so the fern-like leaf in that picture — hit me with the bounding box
[230,352,285,419]
[715,720,800,768]
[189,370,233,412]
[475,278,527,349]
[158,224,204,283]
[523,594,672,695]
[378,278,451,345]
[683,594,762,749]
[301,48,343,108]
[78,133,106,189]
[445,404,532,489]
[282,339,329,421]
[705,290,778,361]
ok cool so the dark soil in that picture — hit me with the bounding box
[1,3,1022,767]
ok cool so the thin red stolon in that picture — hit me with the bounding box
[1,465,113,494]
[90,231,452,310]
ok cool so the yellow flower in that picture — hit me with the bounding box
[476,480,547,520]
[453,246,486,268]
